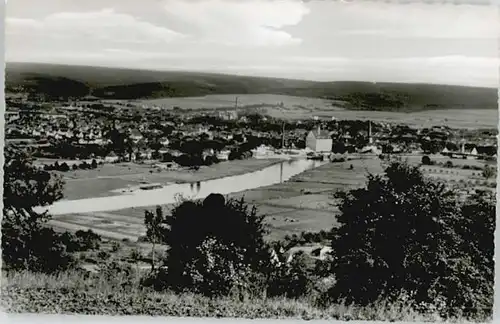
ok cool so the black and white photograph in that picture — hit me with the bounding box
[1,0,498,322]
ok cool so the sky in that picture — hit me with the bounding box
[5,0,500,87]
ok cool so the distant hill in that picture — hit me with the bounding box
[5,62,498,111]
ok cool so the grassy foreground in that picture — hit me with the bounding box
[1,270,459,321]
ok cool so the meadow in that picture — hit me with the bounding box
[47,157,384,242]
[47,153,494,243]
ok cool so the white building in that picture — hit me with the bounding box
[104,151,120,163]
[306,126,332,152]
[251,145,272,158]
[216,150,230,161]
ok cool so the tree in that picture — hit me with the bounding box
[153,194,272,295]
[60,162,70,172]
[91,159,98,169]
[325,161,492,319]
[2,146,73,272]
[482,165,496,179]
[452,191,495,317]
[421,155,432,165]
[144,206,167,271]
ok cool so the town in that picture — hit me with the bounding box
[6,94,497,163]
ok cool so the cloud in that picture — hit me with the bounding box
[333,2,498,39]
[163,0,310,47]
[6,17,42,29]
[6,8,184,44]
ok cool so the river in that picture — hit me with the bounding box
[39,159,327,215]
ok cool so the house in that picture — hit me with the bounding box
[104,151,120,163]
[252,145,275,158]
[306,126,332,152]
[130,129,143,143]
[216,149,230,161]
[160,137,170,146]
[218,110,238,121]
[359,145,382,155]
[311,246,333,260]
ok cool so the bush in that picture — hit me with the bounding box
[324,161,493,319]
[148,194,272,296]
[267,251,314,299]
[421,155,431,165]
[2,147,73,273]
[482,165,496,179]
[60,162,70,172]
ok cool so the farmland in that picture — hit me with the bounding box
[46,153,496,243]
[51,158,282,200]
[138,94,498,129]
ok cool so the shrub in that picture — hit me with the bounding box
[324,161,493,319]
[147,194,272,296]
[2,147,73,273]
[482,165,496,179]
[267,251,314,299]
[60,162,70,172]
[111,241,121,252]
[421,155,431,165]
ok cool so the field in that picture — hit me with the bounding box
[138,94,498,129]
[138,94,333,111]
[47,157,384,242]
[54,159,282,200]
[47,153,495,243]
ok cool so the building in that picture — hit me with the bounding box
[306,126,332,152]
[216,149,230,161]
[104,151,120,163]
[218,110,238,121]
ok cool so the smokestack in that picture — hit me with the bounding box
[317,124,321,135]
[368,121,372,144]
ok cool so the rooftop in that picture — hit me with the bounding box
[309,129,331,140]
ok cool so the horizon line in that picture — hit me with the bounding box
[5,60,498,90]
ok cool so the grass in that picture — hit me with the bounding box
[49,154,494,242]
[1,270,456,321]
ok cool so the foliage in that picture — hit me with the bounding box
[325,161,493,319]
[144,206,167,271]
[2,146,73,272]
[421,155,431,165]
[267,251,315,299]
[482,165,496,179]
[7,63,498,111]
[183,237,253,297]
[148,194,272,296]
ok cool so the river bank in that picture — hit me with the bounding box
[61,158,285,200]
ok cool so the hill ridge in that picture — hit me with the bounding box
[5,62,498,112]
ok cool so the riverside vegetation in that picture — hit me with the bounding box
[1,145,495,321]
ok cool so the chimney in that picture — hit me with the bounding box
[317,124,321,135]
